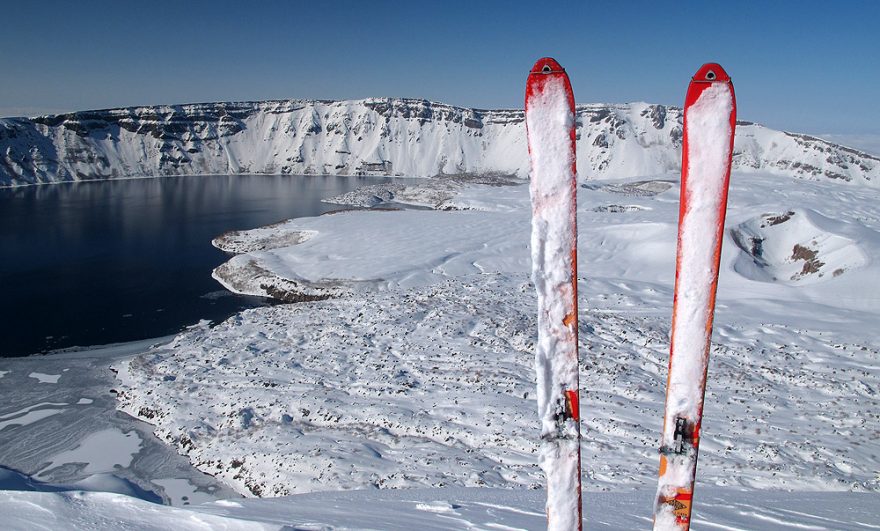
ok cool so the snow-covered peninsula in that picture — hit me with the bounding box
[1,98,878,187]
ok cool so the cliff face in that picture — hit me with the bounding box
[1,98,877,187]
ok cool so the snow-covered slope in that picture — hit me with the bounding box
[1,98,878,186]
[3,166,879,528]
[3,483,878,530]
[113,172,880,503]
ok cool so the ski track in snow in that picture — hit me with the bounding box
[114,172,880,505]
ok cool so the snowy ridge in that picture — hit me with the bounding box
[1,98,878,186]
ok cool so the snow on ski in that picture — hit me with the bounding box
[525,57,582,531]
[654,63,737,530]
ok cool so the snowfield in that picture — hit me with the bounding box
[116,272,880,496]
[106,169,880,528]
[2,99,880,527]
[2,484,879,530]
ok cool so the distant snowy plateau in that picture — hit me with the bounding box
[2,99,879,529]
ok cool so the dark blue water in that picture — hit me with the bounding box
[0,174,394,357]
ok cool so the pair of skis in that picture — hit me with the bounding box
[525,58,736,530]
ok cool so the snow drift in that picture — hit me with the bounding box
[1,98,878,187]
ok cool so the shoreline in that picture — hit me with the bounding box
[0,171,416,191]
[0,331,242,506]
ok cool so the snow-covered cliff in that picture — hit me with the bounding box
[1,98,877,187]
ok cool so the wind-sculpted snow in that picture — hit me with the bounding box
[114,274,880,500]
[1,98,878,186]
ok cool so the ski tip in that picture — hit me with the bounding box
[692,63,730,83]
[529,57,565,75]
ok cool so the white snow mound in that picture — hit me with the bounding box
[731,209,868,285]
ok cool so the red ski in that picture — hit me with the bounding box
[654,63,736,530]
[525,57,582,531]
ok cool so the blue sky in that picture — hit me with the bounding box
[2,1,878,135]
